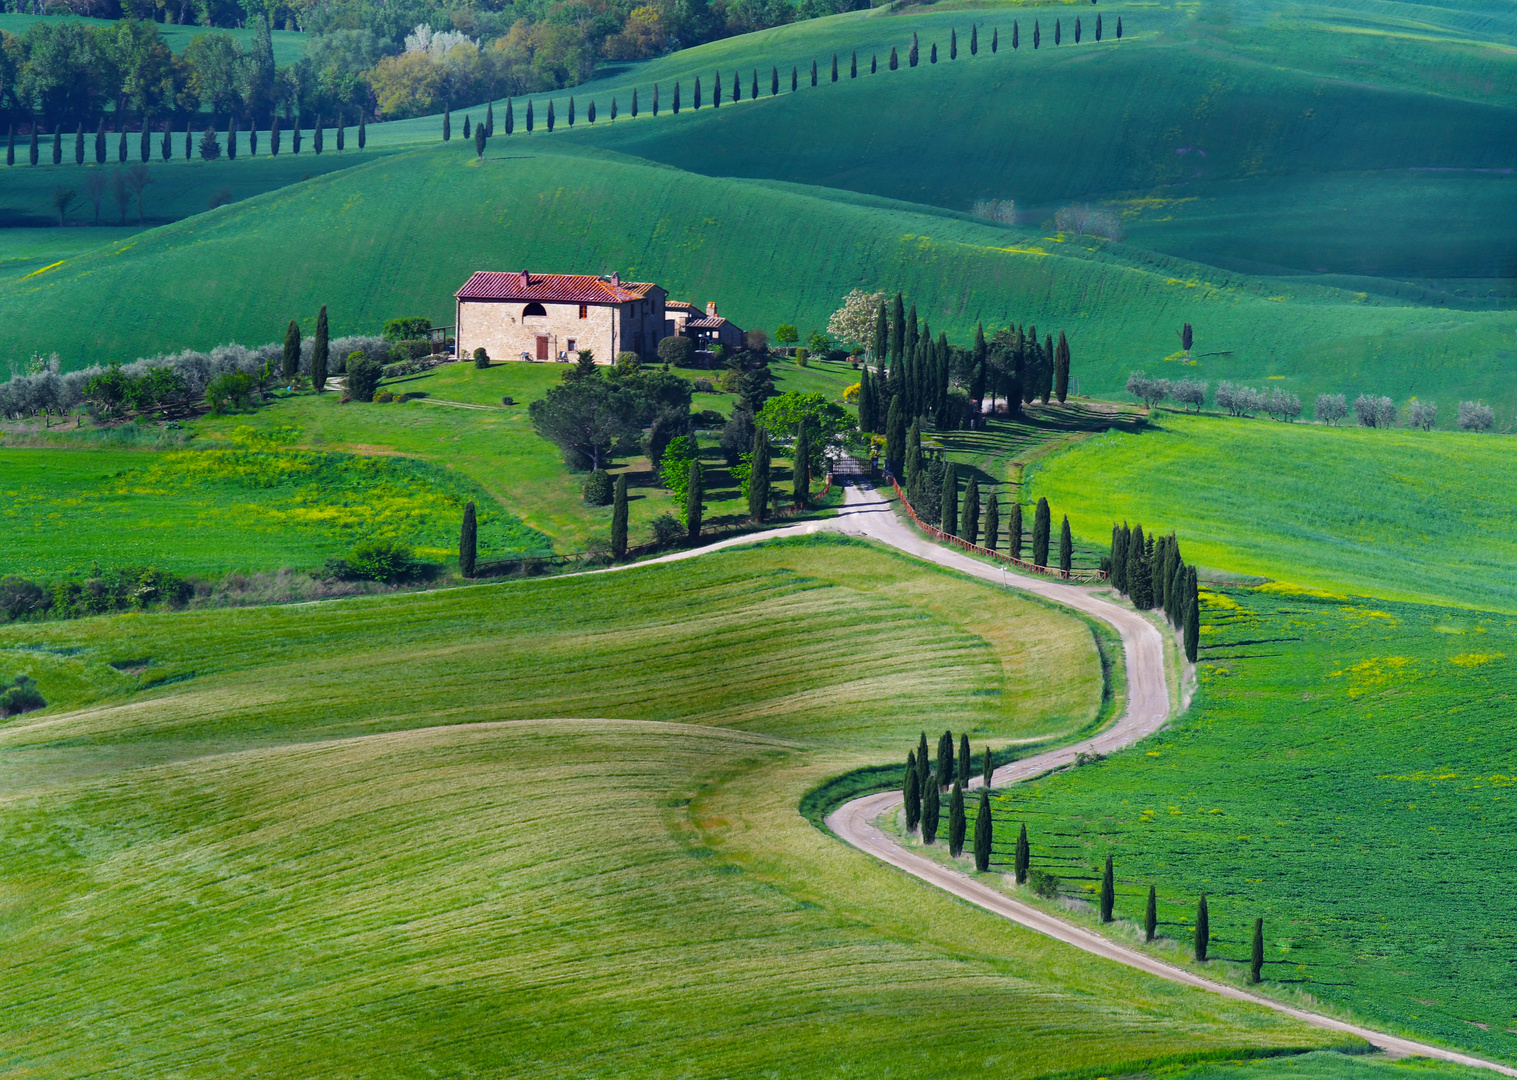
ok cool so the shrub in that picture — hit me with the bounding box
[1028,868,1060,898]
[0,675,45,716]
[346,539,414,581]
[346,358,384,402]
[473,347,490,368]
[373,390,395,403]
[795,347,809,367]
[1458,400,1494,432]
[615,352,642,375]
[692,409,724,427]
[389,338,433,364]
[582,469,614,506]
[384,317,431,342]
[650,512,683,545]
[0,576,49,621]
[205,372,255,415]
[718,368,744,393]
[657,335,696,367]
[692,378,715,394]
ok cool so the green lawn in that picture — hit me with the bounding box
[0,538,1348,1075]
[1024,410,1517,612]
[974,584,1517,1065]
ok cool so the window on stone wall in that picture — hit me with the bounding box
[579,305,587,318]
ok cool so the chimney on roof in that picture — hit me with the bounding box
[706,301,718,317]
[610,272,620,287]
[519,270,530,287]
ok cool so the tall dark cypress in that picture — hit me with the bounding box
[935,730,953,790]
[792,425,811,508]
[1008,501,1023,561]
[885,395,905,475]
[443,105,451,141]
[748,426,771,521]
[948,782,966,857]
[459,501,478,577]
[940,462,958,536]
[713,73,721,107]
[687,459,704,539]
[1195,894,1210,961]
[904,753,922,831]
[811,59,818,86]
[872,54,877,73]
[981,744,993,787]
[1032,497,1051,566]
[225,117,235,159]
[957,733,971,787]
[1014,823,1029,884]
[858,364,875,433]
[889,46,898,70]
[1099,855,1114,922]
[930,42,937,63]
[921,779,940,844]
[694,78,702,109]
[74,123,83,165]
[485,100,494,136]
[1184,583,1200,662]
[1059,515,1073,575]
[611,474,628,557]
[733,70,740,100]
[962,476,980,544]
[831,54,838,82]
[994,26,1001,51]
[1055,18,1061,45]
[548,100,556,130]
[1117,16,1123,38]
[270,114,281,155]
[94,117,105,163]
[185,121,193,160]
[973,789,992,871]
[51,127,60,165]
[772,67,779,95]
[652,84,659,115]
[505,98,515,133]
[282,319,301,379]
[750,68,757,98]
[1110,522,1129,592]
[1127,524,1152,608]
[1075,16,1081,43]
[1034,19,1041,47]
[1145,885,1157,941]
[312,305,329,391]
[951,27,957,58]
[917,732,931,789]
[971,23,979,54]
[568,97,576,126]
[890,292,905,367]
[1055,331,1070,402]
[984,492,1000,551]
[587,100,596,123]
[1010,22,1016,48]
[161,124,173,160]
[850,51,857,77]
[792,66,798,90]
[1096,13,1103,40]
[1251,918,1265,982]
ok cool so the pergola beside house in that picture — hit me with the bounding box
[454,271,668,364]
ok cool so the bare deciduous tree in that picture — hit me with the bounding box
[1457,400,1494,432]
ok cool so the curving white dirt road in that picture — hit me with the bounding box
[816,480,1517,1076]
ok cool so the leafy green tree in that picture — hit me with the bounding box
[1059,515,1073,575]
[973,790,992,870]
[1014,823,1029,884]
[686,459,704,539]
[962,476,980,544]
[282,319,300,379]
[940,462,957,535]
[611,474,628,558]
[920,779,939,844]
[948,781,966,856]
[459,501,477,577]
[1100,855,1114,922]
[957,733,971,786]
[1145,885,1157,941]
[1032,497,1051,566]
[748,426,771,521]
[1008,501,1023,560]
[984,492,999,551]
[312,305,330,392]
[529,374,650,471]
[1251,918,1265,982]
[1195,894,1210,961]
[904,753,922,831]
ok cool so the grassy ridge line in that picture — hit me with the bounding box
[3,143,1512,411]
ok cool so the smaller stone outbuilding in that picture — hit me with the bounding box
[679,301,746,353]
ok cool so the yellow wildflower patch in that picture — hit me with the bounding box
[1450,652,1504,668]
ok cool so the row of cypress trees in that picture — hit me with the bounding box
[448,13,1128,145]
[1108,523,1200,661]
[902,730,995,869]
[7,112,364,167]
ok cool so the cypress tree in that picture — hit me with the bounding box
[1032,497,1051,566]
[1251,918,1265,982]
[850,51,857,77]
[1127,524,1152,608]
[1099,855,1114,922]
[981,744,993,787]
[548,100,556,130]
[903,421,922,492]
[1075,16,1081,43]
[971,23,978,54]
[772,67,779,95]
[1184,584,1200,662]
[568,97,575,126]
[687,459,704,539]
[831,54,838,82]
[958,733,971,787]
[185,121,193,160]
[293,113,302,153]
[282,319,300,379]
[917,731,931,789]
[1096,13,1103,40]
[27,125,38,166]
[611,473,629,557]
[1059,515,1073,575]
[951,27,957,58]
[984,492,1000,551]
[74,123,83,165]
[474,118,486,156]
[315,115,325,152]
[652,84,658,115]
[610,97,617,121]
[748,426,771,521]
[1153,536,1170,612]
[673,82,680,113]
[1055,331,1070,402]
[116,126,125,163]
[962,476,980,544]
[161,124,172,160]
[459,501,477,576]
[885,394,905,474]
[994,26,1001,51]
[890,292,905,366]
[250,121,258,156]
[889,46,898,70]
[587,100,596,123]
[1010,22,1016,48]
[358,112,366,148]
[921,779,939,844]
[1195,894,1210,961]
[940,462,957,536]
[871,54,877,73]
[1117,16,1123,38]
[792,66,798,90]
[270,114,281,155]
[1008,501,1023,561]
[1014,823,1029,884]
[713,74,720,107]
[94,117,105,163]
[909,32,919,66]
[811,59,818,86]
[904,752,922,831]
[312,305,329,391]
[1055,18,1061,45]
[225,117,235,159]
[733,69,740,100]
[506,98,515,133]
[694,77,702,108]
[930,42,937,63]
[1110,522,1129,592]
[443,105,451,141]
[1145,885,1157,941]
[948,782,966,857]
[482,100,492,136]
[858,363,875,432]
[527,100,535,131]
[51,126,60,165]
[973,789,992,871]
[1034,19,1041,47]
[792,425,811,507]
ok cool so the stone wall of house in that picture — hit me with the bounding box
[457,294,668,364]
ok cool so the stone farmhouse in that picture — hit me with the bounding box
[454,271,668,364]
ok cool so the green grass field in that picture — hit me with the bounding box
[1024,410,1517,612]
[0,537,1352,1075]
[977,584,1517,1065]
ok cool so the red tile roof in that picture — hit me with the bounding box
[665,300,700,313]
[456,271,657,304]
[685,316,739,330]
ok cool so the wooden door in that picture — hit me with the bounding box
[536,335,549,361]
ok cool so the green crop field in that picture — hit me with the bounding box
[1159,1054,1499,1080]
[0,537,1350,1075]
[1023,410,1517,613]
[976,584,1517,1065]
